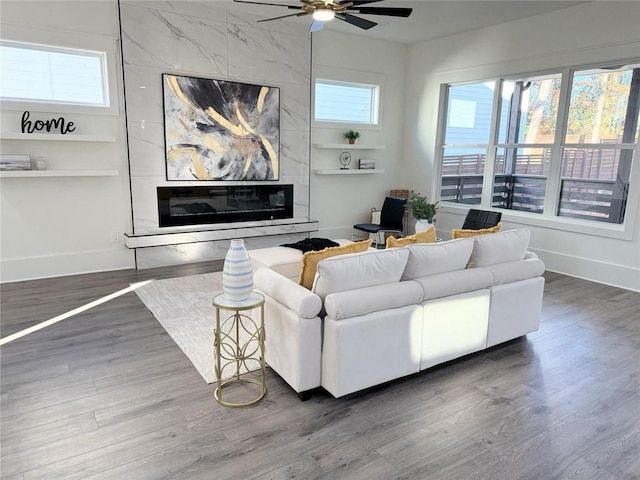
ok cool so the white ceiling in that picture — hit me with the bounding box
[223,0,587,44]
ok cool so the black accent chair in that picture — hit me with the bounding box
[353,196,407,247]
[461,209,502,230]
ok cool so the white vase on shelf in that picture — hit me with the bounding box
[222,239,253,302]
[415,219,432,233]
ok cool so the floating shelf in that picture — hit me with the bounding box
[314,144,386,150]
[313,169,385,175]
[0,169,118,178]
[0,132,116,142]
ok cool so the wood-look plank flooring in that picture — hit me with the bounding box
[1,266,639,479]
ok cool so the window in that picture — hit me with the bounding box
[438,62,640,225]
[314,79,379,124]
[440,82,495,205]
[0,41,108,107]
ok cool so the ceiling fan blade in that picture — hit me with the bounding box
[351,6,413,17]
[309,20,325,33]
[337,13,377,30]
[258,11,310,22]
[233,0,300,9]
[339,0,385,6]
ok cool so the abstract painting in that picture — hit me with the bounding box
[163,74,280,181]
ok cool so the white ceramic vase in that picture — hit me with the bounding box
[222,239,253,302]
[415,219,432,233]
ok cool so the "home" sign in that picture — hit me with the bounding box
[21,111,76,135]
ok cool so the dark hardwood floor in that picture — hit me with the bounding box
[1,265,639,479]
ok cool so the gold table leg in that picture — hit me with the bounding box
[213,299,266,407]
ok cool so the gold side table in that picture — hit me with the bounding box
[212,292,266,407]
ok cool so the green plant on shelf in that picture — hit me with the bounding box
[343,130,361,144]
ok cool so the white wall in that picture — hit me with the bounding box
[311,31,408,239]
[403,2,640,291]
[0,1,134,282]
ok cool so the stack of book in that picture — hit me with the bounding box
[359,159,376,170]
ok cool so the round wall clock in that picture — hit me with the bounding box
[339,151,352,170]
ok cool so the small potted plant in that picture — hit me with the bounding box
[343,130,360,144]
[407,192,440,232]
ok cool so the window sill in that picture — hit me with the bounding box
[438,203,633,241]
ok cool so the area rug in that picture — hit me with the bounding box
[135,271,253,384]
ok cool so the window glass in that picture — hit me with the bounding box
[444,82,495,144]
[566,65,640,144]
[440,147,486,205]
[0,41,107,106]
[493,147,547,213]
[314,79,378,124]
[497,75,561,144]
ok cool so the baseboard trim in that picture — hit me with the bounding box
[0,249,135,283]
[530,247,639,292]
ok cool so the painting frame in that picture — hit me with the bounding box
[162,74,280,181]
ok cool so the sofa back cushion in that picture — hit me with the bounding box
[401,238,474,281]
[313,248,410,300]
[467,228,530,267]
[299,239,372,289]
[386,225,436,248]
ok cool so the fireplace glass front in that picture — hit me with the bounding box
[157,185,293,227]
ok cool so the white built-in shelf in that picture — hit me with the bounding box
[314,143,386,150]
[313,169,385,175]
[0,132,116,142]
[0,169,118,178]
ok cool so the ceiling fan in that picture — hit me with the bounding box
[233,0,413,32]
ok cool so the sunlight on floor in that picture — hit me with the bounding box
[0,280,154,346]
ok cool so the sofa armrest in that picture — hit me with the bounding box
[254,268,322,319]
[524,251,539,260]
[325,281,423,320]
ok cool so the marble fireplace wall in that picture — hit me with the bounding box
[119,1,311,265]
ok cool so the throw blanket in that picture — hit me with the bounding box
[280,238,339,253]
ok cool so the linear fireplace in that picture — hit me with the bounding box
[157,185,293,227]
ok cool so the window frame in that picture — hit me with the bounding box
[312,65,383,131]
[314,78,379,125]
[0,24,120,116]
[433,59,640,241]
[1,40,109,108]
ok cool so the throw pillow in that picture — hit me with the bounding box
[299,239,372,289]
[386,225,436,248]
[451,222,502,239]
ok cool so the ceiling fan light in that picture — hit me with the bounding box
[313,9,335,22]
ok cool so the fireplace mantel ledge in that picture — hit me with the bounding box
[124,218,318,249]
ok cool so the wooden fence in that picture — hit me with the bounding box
[442,148,622,180]
[440,173,627,224]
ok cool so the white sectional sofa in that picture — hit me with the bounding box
[252,229,545,399]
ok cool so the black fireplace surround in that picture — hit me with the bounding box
[158,185,293,227]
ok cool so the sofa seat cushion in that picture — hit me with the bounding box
[401,238,474,281]
[250,246,306,280]
[299,239,372,289]
[414,268,493,302]
[325,281,423,320]
[386,225,436,248]
[484,257,545,286]
[249,239,352,280]
[451,222,502,239]
[467,228,530,267]
[313,248,410,300]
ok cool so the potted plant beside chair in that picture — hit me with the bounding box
[407,192,440,232]
[343,130,360,144]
